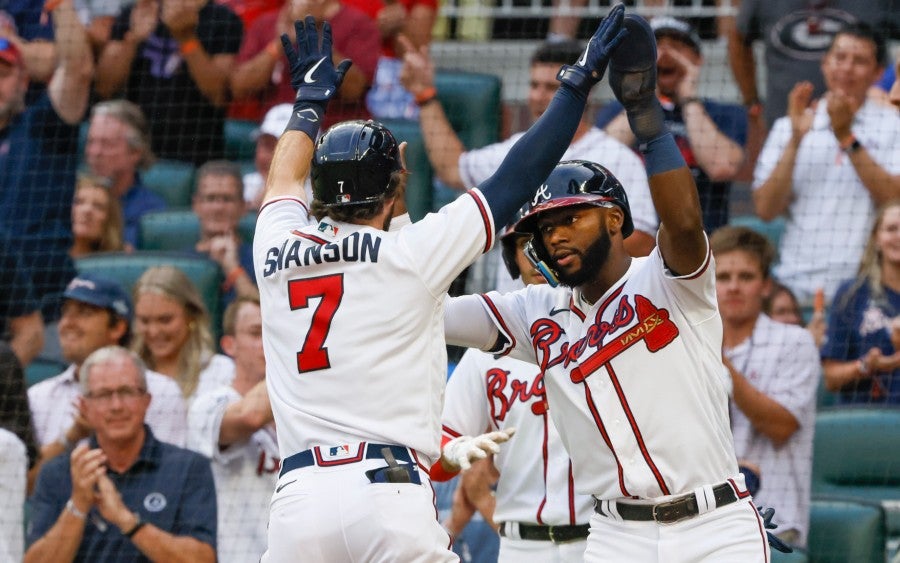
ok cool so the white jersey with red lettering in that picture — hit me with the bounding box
[443,350,594,526]
[253,192,494,465]
[187,385,280,563]
[471,247,741,500]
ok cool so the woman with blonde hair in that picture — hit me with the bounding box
[131,266,233,401]
[821,200,900,405]
[69,174,127,258]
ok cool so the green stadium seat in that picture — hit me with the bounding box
[25,358,68,387]
[434,70,502,150]
[142,160,196,208]
[378,119,433,221]
[224,119,259,161]
[75,252,225,339]
[811,408,900,540]
[138,210,256,251]
[807,497,886,563]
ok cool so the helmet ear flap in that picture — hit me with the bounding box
[524,239,560,287]
[500,236,521,280]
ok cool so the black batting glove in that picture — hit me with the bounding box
[557,3,627,98]
[758,506,793,554]
[281,16,353,138]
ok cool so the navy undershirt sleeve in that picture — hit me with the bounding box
[477,85,587,229]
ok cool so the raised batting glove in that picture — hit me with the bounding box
[608,13,666,142]
[556,3,627,98]
[443,428,516,471]
[757,506,793,554]
[281,16,352,138]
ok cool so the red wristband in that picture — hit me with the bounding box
[179,38,201,56]
[414,86,438,106]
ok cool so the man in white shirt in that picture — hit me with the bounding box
[188,296,277,563]
[713,226,820,548]
[28,274,187,482]
[752,22,900,305]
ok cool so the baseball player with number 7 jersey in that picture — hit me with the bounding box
[253,11,629,563]
[444,13,774,563]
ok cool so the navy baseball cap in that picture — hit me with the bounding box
[651,17,702,54]
[63,274,132,321]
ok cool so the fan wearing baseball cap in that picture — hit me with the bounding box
[0,0,93,325]
[243,103,294,210]
[596,16,747,233]
[27,274,187,490]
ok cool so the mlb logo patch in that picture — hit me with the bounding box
[328,445,351,458]
[336,194,352,203]
[317,221,339,236]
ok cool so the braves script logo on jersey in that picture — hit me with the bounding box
[531,294,679,382]
[486,368,547,423]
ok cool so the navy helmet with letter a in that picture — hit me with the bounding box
[514,160,633,286]
[312,120,402,208]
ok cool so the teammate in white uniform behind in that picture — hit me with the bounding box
[188,296,278,563]
[440,219,594,562]
[444,13,782,562]
[254,10,629,562]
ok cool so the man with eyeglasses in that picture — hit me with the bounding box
[188,160,258,309]
[28,274,187,490]
[26,346,217,563]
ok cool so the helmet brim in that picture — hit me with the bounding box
[514,195,615,234]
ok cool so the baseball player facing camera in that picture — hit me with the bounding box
[254,9,628,563]
[444,11,777,563]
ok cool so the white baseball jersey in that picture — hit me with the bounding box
[451,246,742,500]
[458,127,658,236]
[726,315,819,547]
[254,192,494,463]
[28,365,188,447]
[187,385,280,563]
[443,349,594,526]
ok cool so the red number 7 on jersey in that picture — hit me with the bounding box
[287,274,344,373]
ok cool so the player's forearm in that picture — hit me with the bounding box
[263,130,315,202]
[682,103,744,181]
[418,101,467,189]
[752,139,799,220]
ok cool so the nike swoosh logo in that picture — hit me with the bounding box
[275,479,297,493]
[304,57,327,83]
[576,48,588,67]
[549,307,569,316]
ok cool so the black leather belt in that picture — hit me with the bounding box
[594,482,739,524]
[499,522,590,544]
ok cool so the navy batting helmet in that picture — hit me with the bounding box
[500,204,532,280]
[312,120,402,208]
[515,160,633,238]
[515,161,633,286]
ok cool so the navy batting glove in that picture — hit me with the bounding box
[556,3,627,98]
[281,16,352,138]
[608,13,665,142]
[758,506,793,554]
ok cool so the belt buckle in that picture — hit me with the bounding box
[652,497,688,524]
[547,525,562,544]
